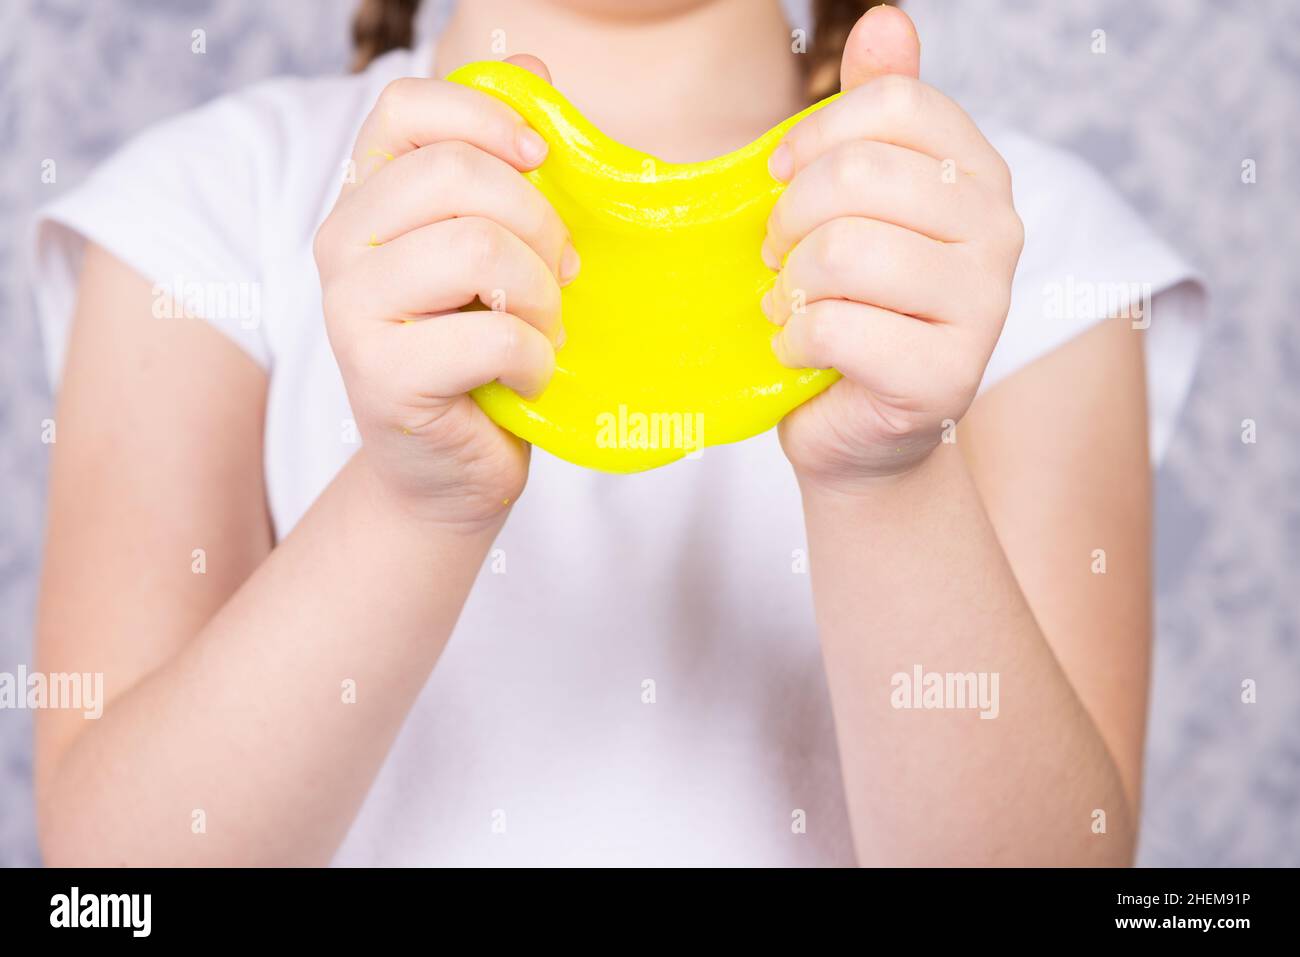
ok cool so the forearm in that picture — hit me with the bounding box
[800,445,1136,866]
[38,450,501,866]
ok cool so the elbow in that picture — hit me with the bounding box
[35,758,142,868]
[37,804,98,868]
[1094,821,1139,868]
[36,786,120,868]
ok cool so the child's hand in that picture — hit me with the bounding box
[766,8,1023,490]
[315,56,576,527]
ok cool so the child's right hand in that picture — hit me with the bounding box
[314,57,575,528]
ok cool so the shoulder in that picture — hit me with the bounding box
[31,45,430,386]
[986,127,1185,283]
[978,126,1208,462]
[52,42,428,254]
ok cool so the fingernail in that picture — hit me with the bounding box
[761,239,779,271]
[518,127,548,167]
[768,142,793,182]
[761,289,773,318]
[559,242,581,285]
[555,325,567,349]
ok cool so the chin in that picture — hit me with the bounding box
[541,0,720,20]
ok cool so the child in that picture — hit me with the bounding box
[31,0,1204,865]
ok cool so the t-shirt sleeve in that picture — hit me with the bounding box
[980,129,1208,465]
[30,89,275,389]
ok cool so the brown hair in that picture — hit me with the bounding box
[351,0,892,102]
[351,0,421,73]
[805,0,893,101]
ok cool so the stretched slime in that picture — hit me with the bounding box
[447,61,840,472]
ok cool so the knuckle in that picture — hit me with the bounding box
[530,198,560,254]
[1004,206,1026,255]
[492,313,522,371]
[343,327,376,377]
[812,218,859,278]
[319,278,349,330]
[874,74,924,120]
[324,308,364,375]
[540,273,562,324]
[829,142,873,195]
[377,76,417,116]
[513,193,553,259]
[786,114,820,168]
[428,139,476,181]
[462,217,505,272]
[990,282,1013,323]
[974,264,1013,325]
[357,336,404,399]
[768,193,791,244]
[990,154,1014,196]
[961,235,1016,322]
[805,114,832,161]
[312,216,335,271]
[800,306,836,365]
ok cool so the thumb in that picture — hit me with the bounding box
[503,53,553,85]
[839,4,921,92]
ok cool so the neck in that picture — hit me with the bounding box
[433,0,803,162]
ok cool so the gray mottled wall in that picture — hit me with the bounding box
[1,0,1296,866]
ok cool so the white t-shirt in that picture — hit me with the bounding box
[31,41,1205,866]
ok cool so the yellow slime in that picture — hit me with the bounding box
[448,61,840,472]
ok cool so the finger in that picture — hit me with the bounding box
[839,4,921,91]
[764,140,994,263]
[771,298,941,399]
[381,309,556,400]
[331,216,564,344]
[346,78,549,193]
[323,140,575,280]
[770,75,1011,195]
[765,217,973,326]
[503,53,552,84]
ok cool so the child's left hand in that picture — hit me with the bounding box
[766,6,1024,490]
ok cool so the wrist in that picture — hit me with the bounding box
[794,442,959,509]
[347,449,511,543]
